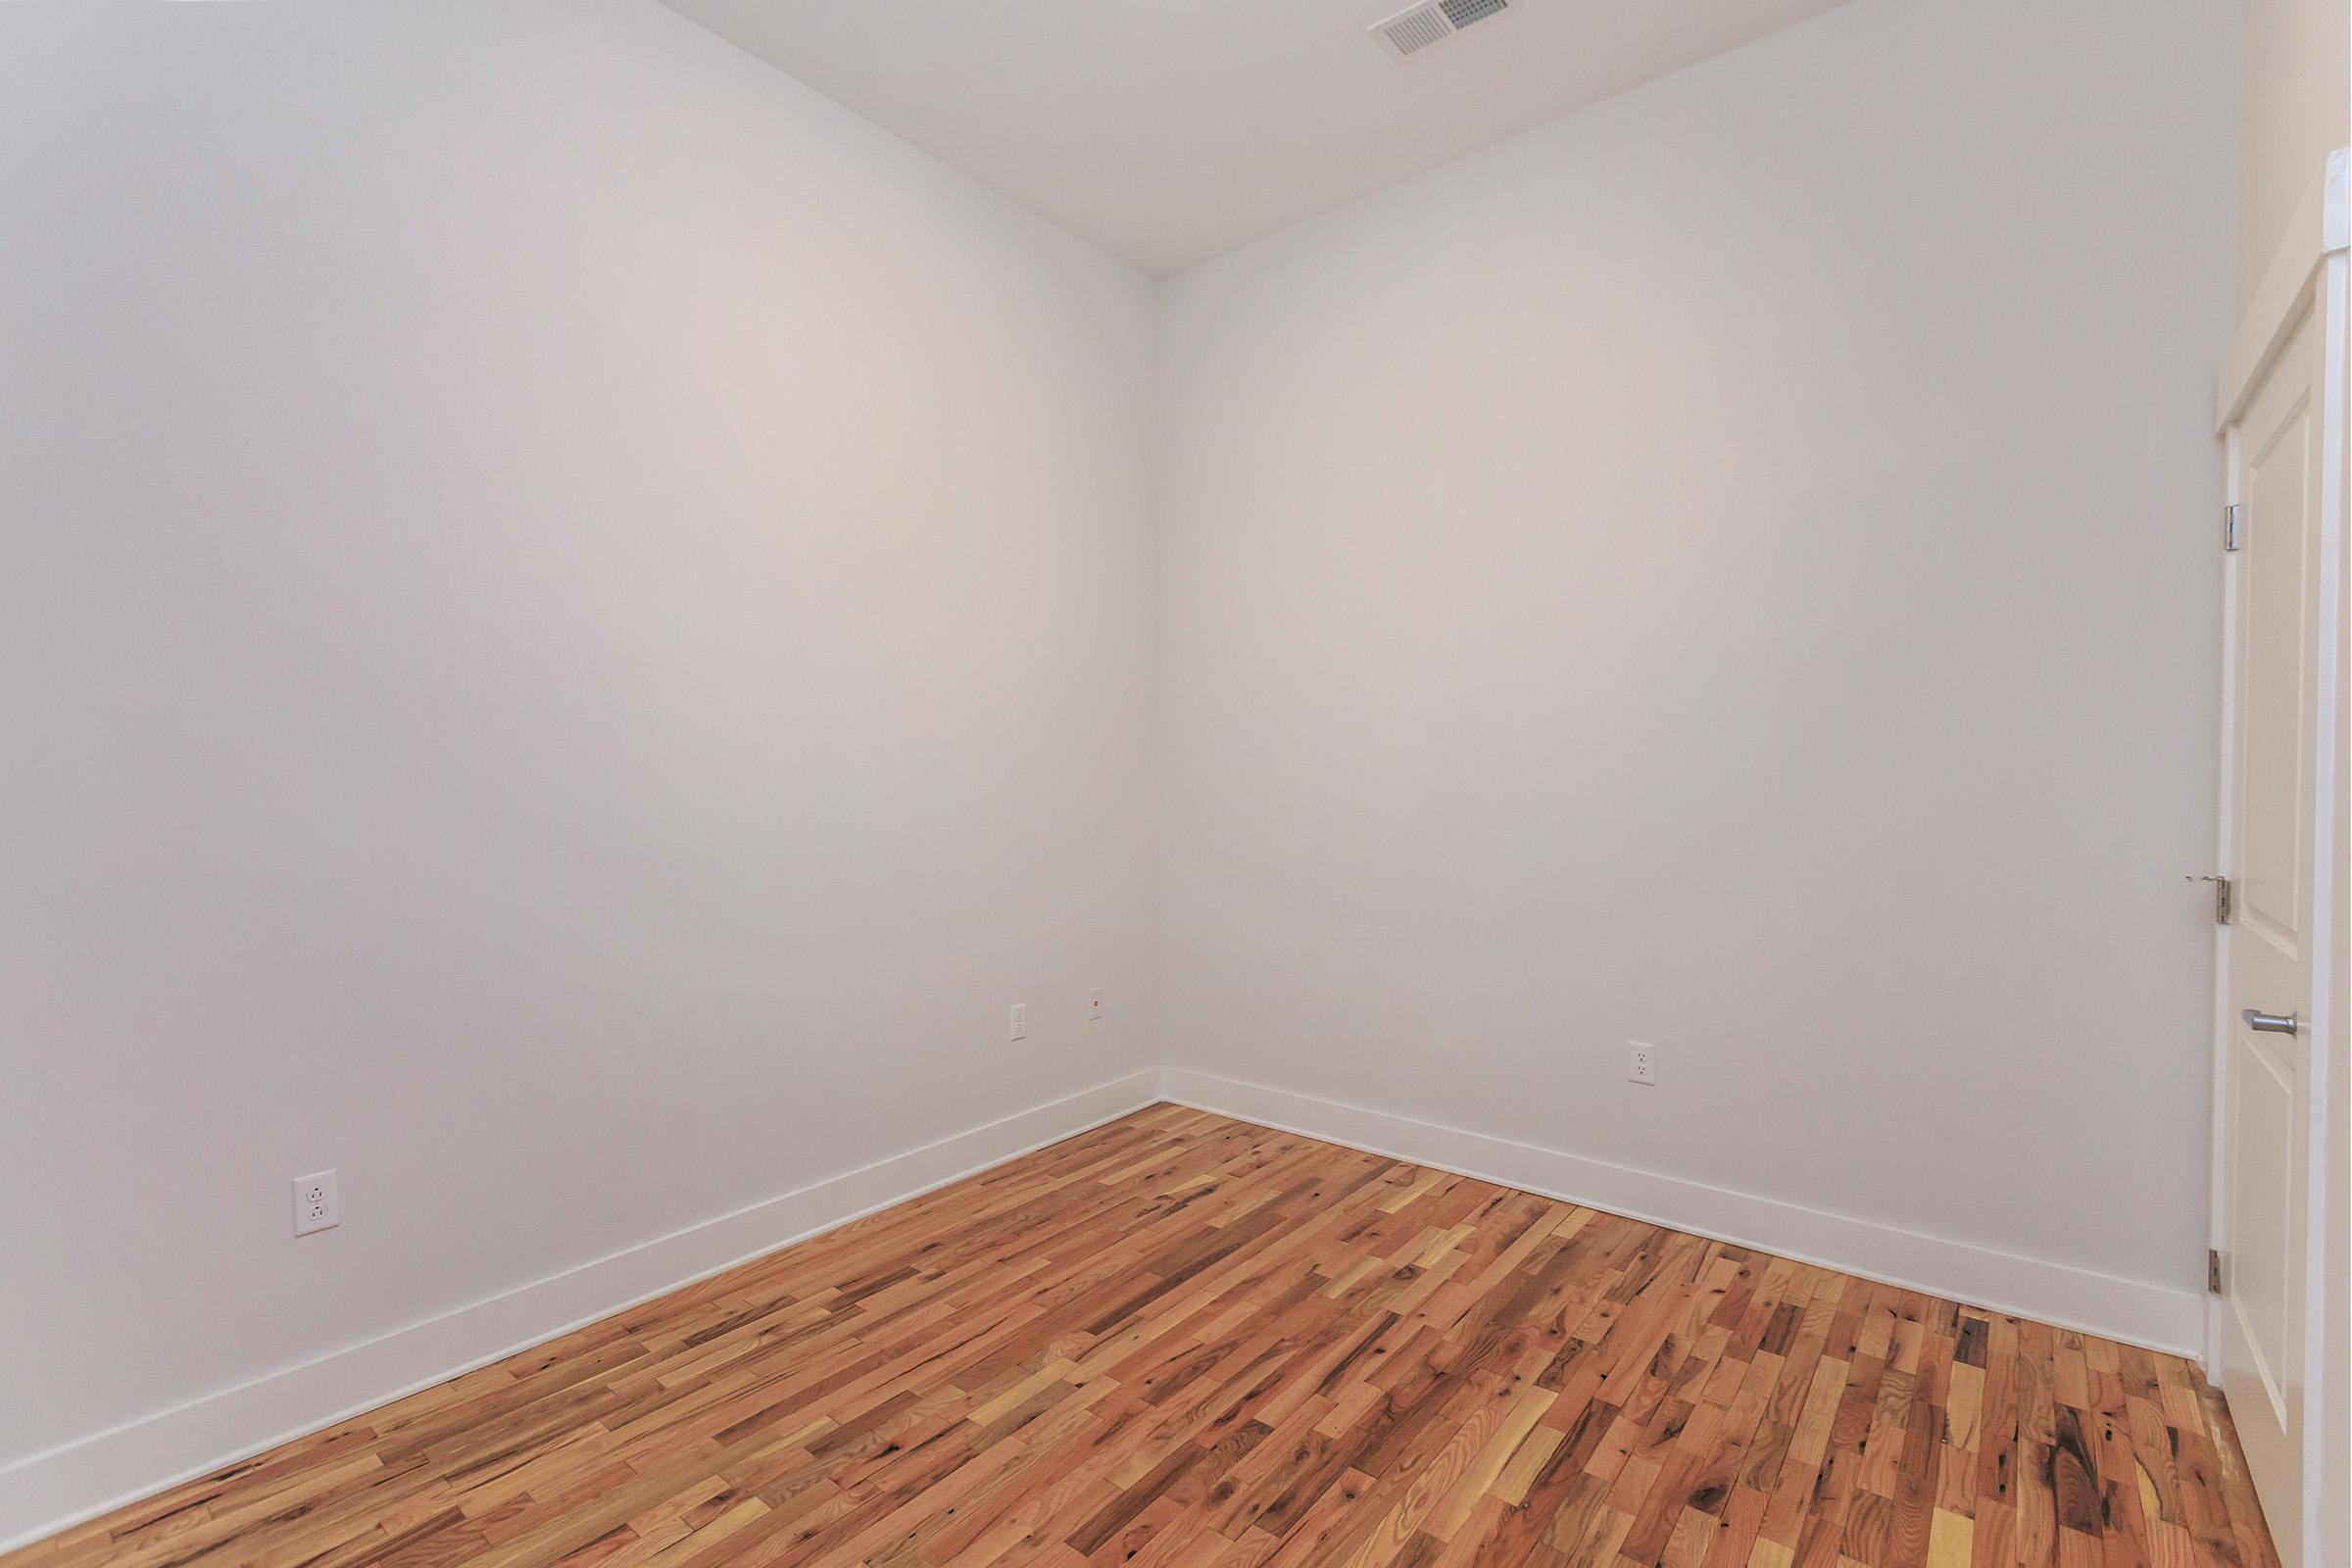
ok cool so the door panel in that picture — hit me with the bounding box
[2237,389,2313,954]
[2227,1022,2297,1421]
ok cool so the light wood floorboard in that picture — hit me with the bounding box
[3,1105,2279,1568]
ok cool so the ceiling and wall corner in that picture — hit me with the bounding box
[657,0,1856,273]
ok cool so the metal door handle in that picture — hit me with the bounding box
[2241,1008,2298,1035]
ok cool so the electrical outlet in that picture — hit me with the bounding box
[1628,1042,1659,1087]
[1008,1003,1027,1042]
[293,1170,339,1236]
[1088,987,1103,1023]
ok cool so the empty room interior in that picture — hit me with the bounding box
[3,1,2350,1565]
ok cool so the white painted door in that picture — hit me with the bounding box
[2215,295,2330,1568]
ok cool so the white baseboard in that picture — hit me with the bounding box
[1159,1068,2205,1360]
[0,1070,1164,1553]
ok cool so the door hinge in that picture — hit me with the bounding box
[2192,874,2233,923]
[2208,1249,2226,1294]
[2224,503,2242,552]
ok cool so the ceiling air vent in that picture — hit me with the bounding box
[1370,0,1518,62]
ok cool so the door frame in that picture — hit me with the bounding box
[2207,147,2348,1563]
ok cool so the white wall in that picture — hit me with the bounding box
[2239,0,2348,308]
[1157,0,2237,1340]
[0,0,1155,1509]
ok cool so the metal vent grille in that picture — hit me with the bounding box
[1439,0,1509,26]
[1370,0,1515,62]
[1377,7,1452,56]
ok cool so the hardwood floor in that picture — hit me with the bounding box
[6,1105,2278,1568]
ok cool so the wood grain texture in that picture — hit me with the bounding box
[3,1105,2279,1568]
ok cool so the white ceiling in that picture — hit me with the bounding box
[660,0,1853,275]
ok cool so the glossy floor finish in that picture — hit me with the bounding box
[6,1105,2278,1568]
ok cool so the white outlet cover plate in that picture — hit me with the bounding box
[1008,1004,1027,1042]
[293,1169,339,1236]
[1628,1042,1659,1086]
